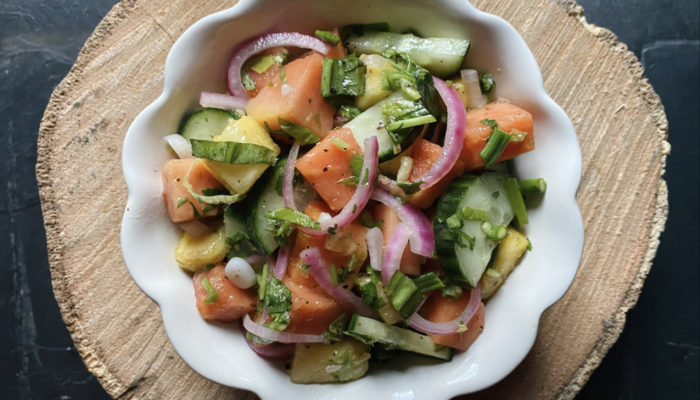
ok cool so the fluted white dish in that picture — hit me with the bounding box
[121,0,584,398]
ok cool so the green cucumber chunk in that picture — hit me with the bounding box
[434,172,515,288]
[245,157,287,255]
[344,32,469,78]
[343,91,420,162]
[180,108,239,142]
[345,315,452,361]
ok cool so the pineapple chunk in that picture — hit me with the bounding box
[202,116,280,195]
[175,225,228,272]
[356,54,394,110]
[289,340,370,384]
[481,227,530,299]
[448,77,469,109]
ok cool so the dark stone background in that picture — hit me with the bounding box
[1,1,697,399]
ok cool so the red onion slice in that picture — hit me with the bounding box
[418,78,466,190]
[381,222,411,284]
[300,247,375,318]
[366,227,384,272]
[282,142,300,210]
[370,188,435,258]
[164,134,193,159]
[199,91,249,110]
[407,285,482,335]
[228,32,332,97]
[240,323,295,358]
[243,314,329,344]
[273,246,290,280]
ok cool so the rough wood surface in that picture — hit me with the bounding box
[36,0,668,399]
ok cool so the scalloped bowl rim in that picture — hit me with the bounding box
[121,0,584,398]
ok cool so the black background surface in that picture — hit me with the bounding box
[1,1,697,399]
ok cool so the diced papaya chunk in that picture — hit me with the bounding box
[193,264,257,322]
[420,291,485,352]
[372,204,422,276]
[246,52,334,139]
[296,129,362,211]
[283,276,348,335]
[407,139,466,209]
[461,102,535,170]
[162,158,224,223]
[286,201,366,287]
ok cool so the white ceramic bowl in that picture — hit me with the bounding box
[121,0,584,398]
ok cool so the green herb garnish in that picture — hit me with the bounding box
[201,276,218,304]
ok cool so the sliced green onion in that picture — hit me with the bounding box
[481,221,508,241]
[332,137,350,151]
[505,177,528,226]
[509,130,527,142]
[191,139,276,165]
[519,178,547,195]
[257,263,269,305]
[314,30,340,46]
[413,272,444,293]
[479,128,511,167]
[461,206,489,222]
[201,276,218,303]
[385,271,420,319]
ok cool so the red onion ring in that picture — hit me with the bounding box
[240,323,295,358]
[300,247,375,318]
[243,314,329,343]
[273,246,290,280]
[419,78,466,190]
[282,142,300,210]
[199,91,248,110]
[381,222,411,285]
[370,188,434,258]
[408,285,482,335]
[228,32,332,97]
[164,134,193,159]
[366,227,384,272]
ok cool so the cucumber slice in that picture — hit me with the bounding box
[343,91,419,162]
[181,108,239,142]
[223,206,259,258]
[245,157,286,255]
[434,173,515,288]
[344,32,469,78]
[345,315,452,361]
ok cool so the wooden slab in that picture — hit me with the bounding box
[36,0,668,399]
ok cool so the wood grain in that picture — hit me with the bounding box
[36,0,668,399]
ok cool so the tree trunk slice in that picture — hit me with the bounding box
[36,0,668,398]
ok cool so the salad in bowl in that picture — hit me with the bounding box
[122,0,583,398]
